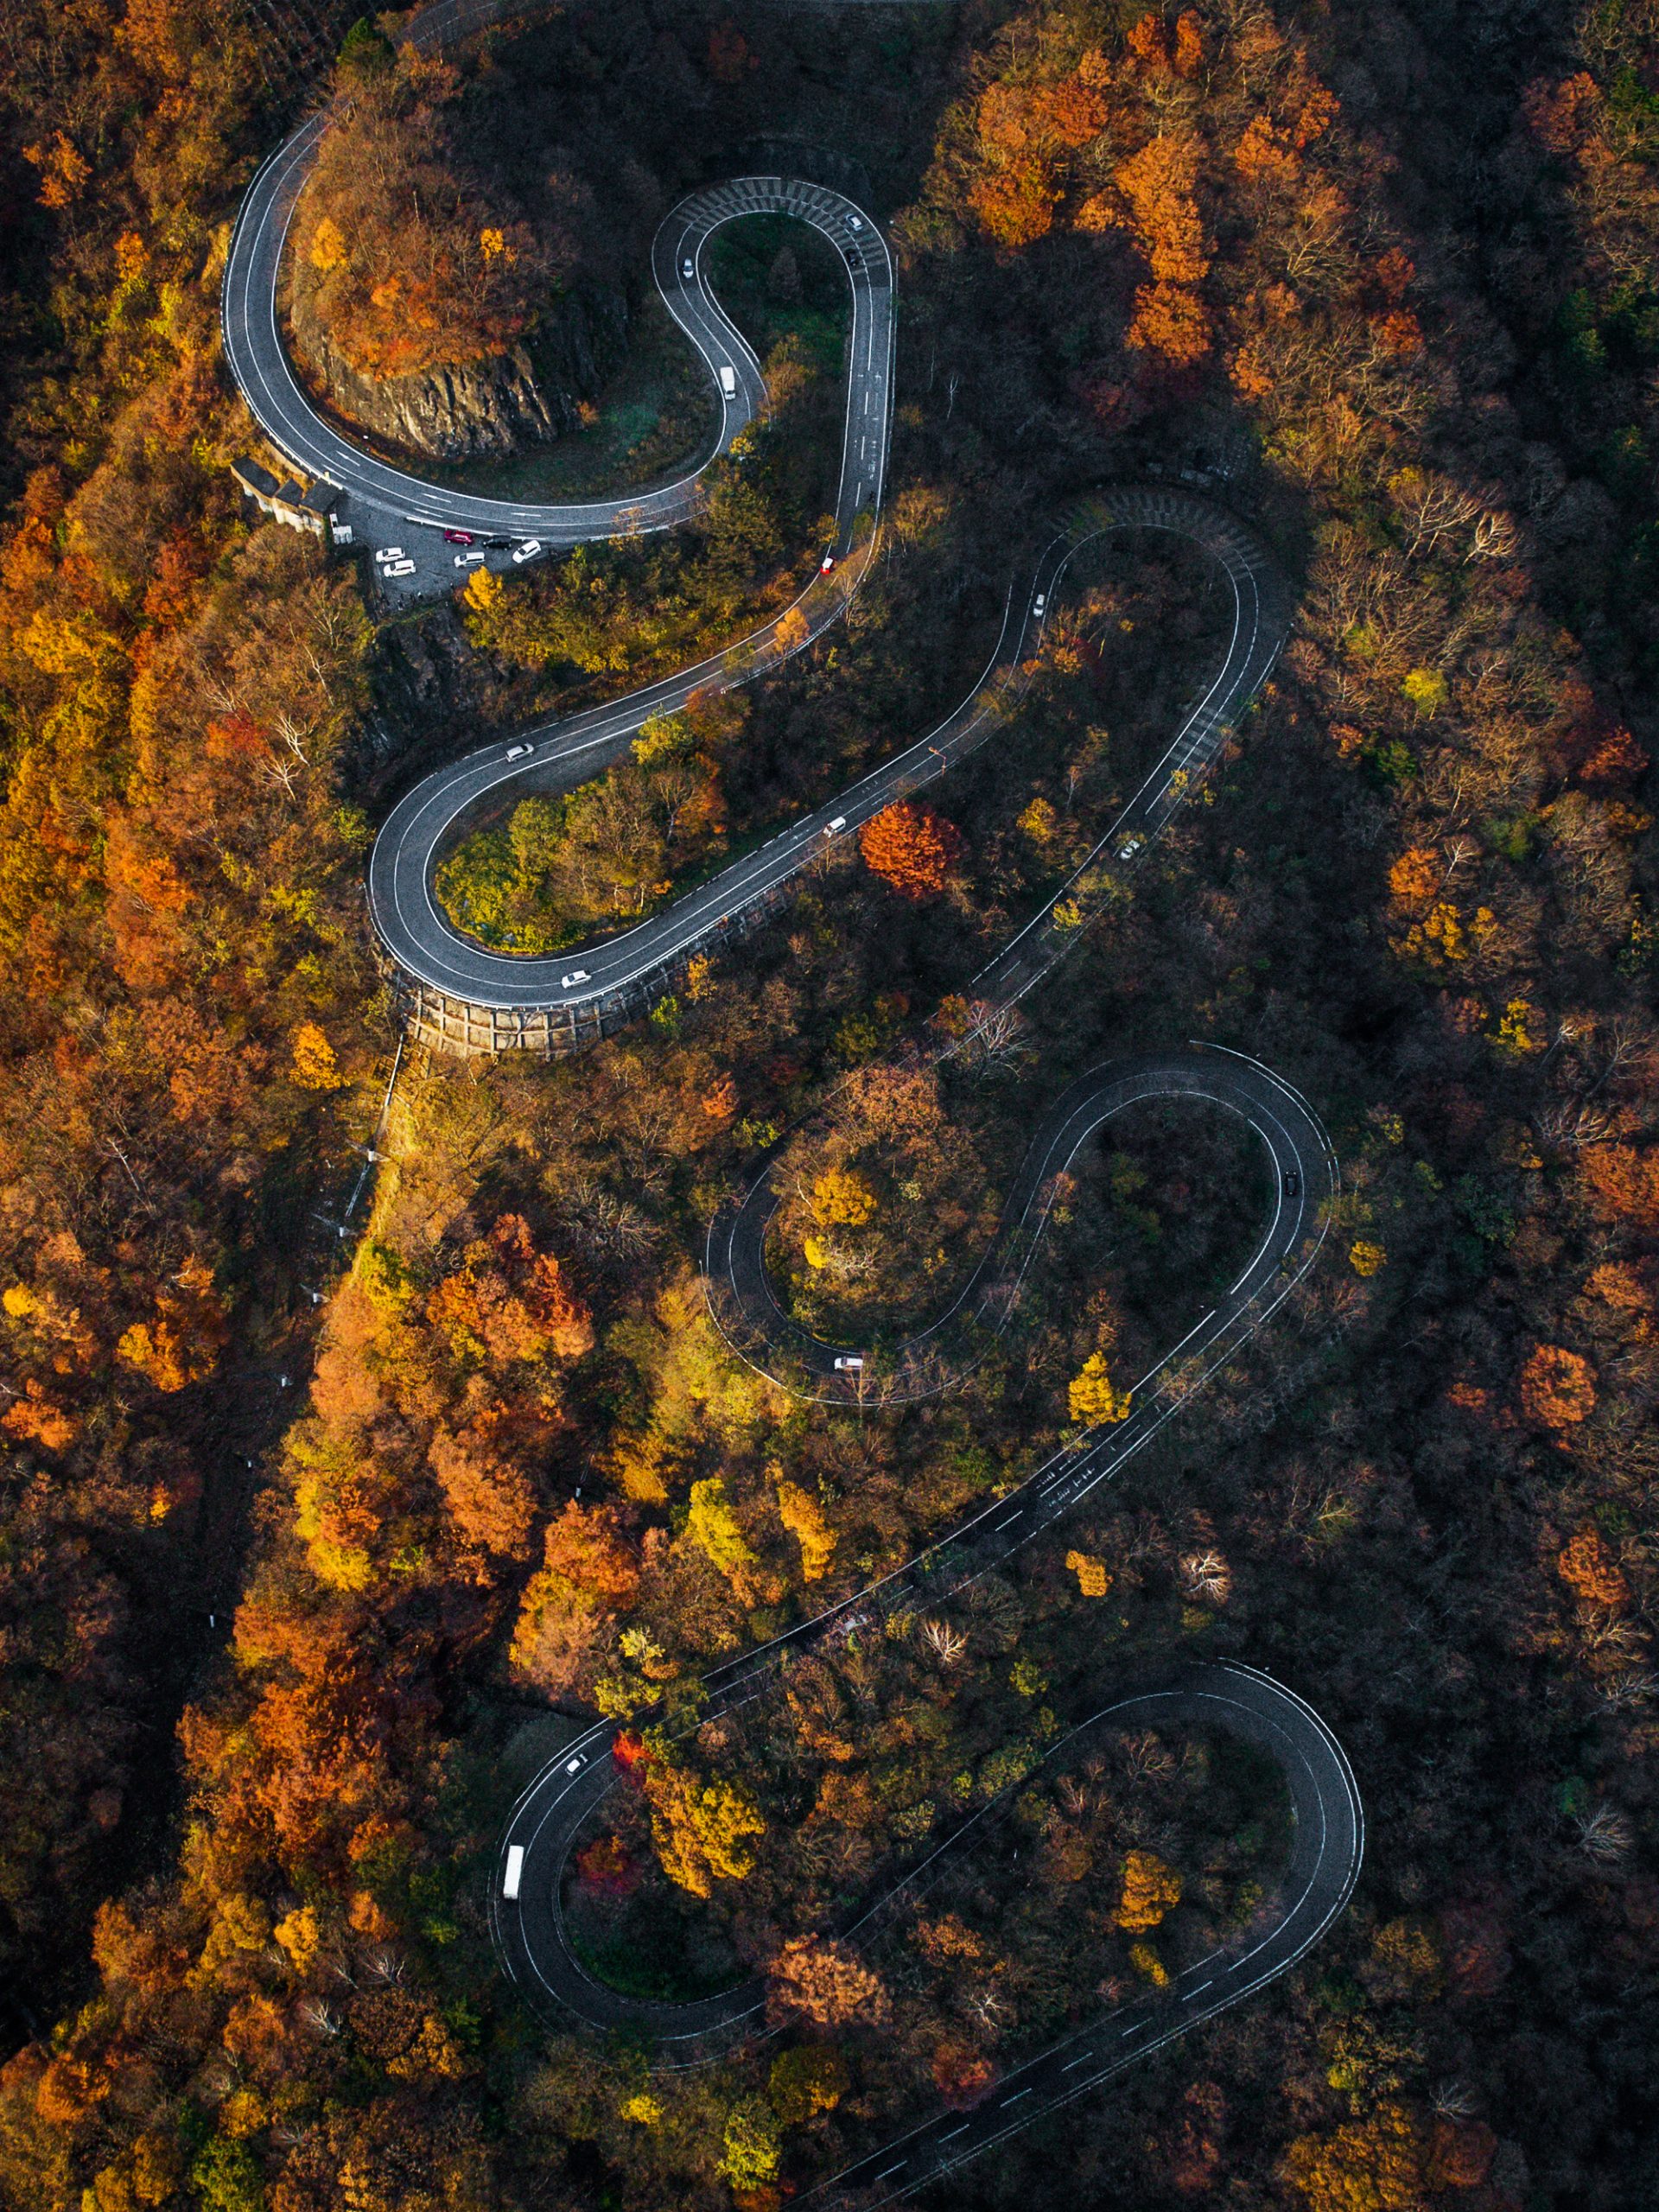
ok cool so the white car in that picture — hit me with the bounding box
[834,1356,863,1372]
[820,553,836,574]
[385,560,416,578]
[1116,836,1143,861]
[719,365,737,399]
[505,743,533,761]
[561,969,590,988]
[1033,593,1046,615]
[512,540,543,563]
[681,256,695,279]
[849,215,863,231]
[374,546,404,563]
[824,816,847,835]
[454,550,484,567]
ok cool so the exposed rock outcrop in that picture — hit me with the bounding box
[288,288,628,463]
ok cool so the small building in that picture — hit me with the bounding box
[303,480,353,545]
[231,458,351,544]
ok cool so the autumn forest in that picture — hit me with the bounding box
[0,0,1656,2209]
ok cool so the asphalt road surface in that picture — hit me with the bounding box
[366,483,1286,1019]
[226,1,1363,2195]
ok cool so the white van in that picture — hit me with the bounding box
[719,365,737,400]
[385,560,416,578]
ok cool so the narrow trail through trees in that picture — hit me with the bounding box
[225,2,1365,2199]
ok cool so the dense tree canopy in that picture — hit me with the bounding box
[0,0,1656,2209]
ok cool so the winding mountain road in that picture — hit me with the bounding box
[224,3,1363,2197]
[226,156,892,548]
[492,1044,1360,2202]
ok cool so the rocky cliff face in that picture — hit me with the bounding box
[288,289,627,463]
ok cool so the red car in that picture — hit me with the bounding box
[443,529,474,546]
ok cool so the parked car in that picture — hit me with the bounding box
[512,540,543,563]
[374,546,404,563]
[454,550,484,567]
[443,529,474,545]
[385,560,416,578]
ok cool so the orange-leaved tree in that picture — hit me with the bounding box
[766,1934,890,2025]
[1556,1529,1628,1609]
[1518,1342,1597,1429]
[858,801,962,900]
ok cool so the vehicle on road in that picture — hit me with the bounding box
[825,816,847,835]
[454,550,484,567]
[512,540,543,563]
[385,559,416,578]
[1033,593,1046,615]
[505,743,534,762]
[719,365,737,399]
[443,529,474,545]
[1283,1171,1300,1198]
[1116,835,1143,860]
[561,969,590,988]
[833,1356,863,1372]
[681,255,695,279]
[374,546,404,563]
[820,553,836,574]
[846,248,861,270]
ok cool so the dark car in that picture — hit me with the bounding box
[1283,1170,1300,1198]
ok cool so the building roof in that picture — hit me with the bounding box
[230,456,280,499]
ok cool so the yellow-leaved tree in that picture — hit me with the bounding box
[685,1476,760,1586]
[776,1477,836,1581]
[1069,1351,1132,1425]
[1117,1847,1182,1930]
[810,1166,877,1226]
[644,1764,765,1897]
